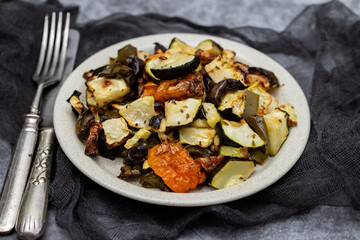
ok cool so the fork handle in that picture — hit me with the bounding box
[15,128,55,240]
[0,113,40,233]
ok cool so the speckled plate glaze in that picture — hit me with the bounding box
[54,33,310,207]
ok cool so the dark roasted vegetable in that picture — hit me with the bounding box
[195,49,216,65]
[85,122,102,157]
[249,149,268,165]
[245,115,269,155]
[149,53,200,80]
[184,145,215,159]
[76,109,95,140]
[218,90,245,121]
[98,130,117,160]
[195,156,225,174]
[122,139,149,165]
[216,120,264,148]
[116,44,138,65]
[154,42,167,54]
[67,90,87,117]
[140,171,168,190]
[242,90,259,118]
[206,79,247,106]
[245,67,279,90]
[149,114,164,129]
[118,164,141,180]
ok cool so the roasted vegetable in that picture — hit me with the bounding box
[202,102,222,128]
[188,118,210,128]
[76,109,95,140]
[196,156,225,174]
[140,81,158,97]
[149,114,164,129]
[139,171,168,190]
[245,67,279,90]
[210,160,255,189]
[116,44,138,65]
[147,141,206,193]
[278,104,297,126]
[86,89,97,108]
[84,122,102,157]
[154,42,167,54]
[184,145,215,159]
[248,82,278,115]
[112,96,156,128]
[216,120,264,148]
[195,49,216,65]
[67,90,87,116]
[153,72,205,102]
[98,130,117,160]
[206,79,247,106]
[168,37,196,55]
[195,39,223,57]
[245,115,270,155]
[263,109,289,156]
[122,139,150,165]
[102,118,132,149]
[165,98,202,127]
[86,77,131,107]
[218,90,246,121]
[118,165,141,180]
[148,53,200,80]
[179,127,216,148]
[124,129,152,149]
[205,56,244,83]
[249,149,268,165]
[219,146,250,159]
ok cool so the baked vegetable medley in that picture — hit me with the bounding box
[68,38,297,193]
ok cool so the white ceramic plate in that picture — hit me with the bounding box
[54,33,310,207]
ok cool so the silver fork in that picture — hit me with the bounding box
[0,12,70,234]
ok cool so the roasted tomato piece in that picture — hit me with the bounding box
[153,71,205,102]
[147,141,206,193]
[141,81,159,97]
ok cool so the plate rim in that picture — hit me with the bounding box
[54,33,311,207]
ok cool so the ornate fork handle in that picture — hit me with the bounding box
[15,128,55,240]
[0,114,40,233]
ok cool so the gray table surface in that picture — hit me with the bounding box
[3,0,360,239]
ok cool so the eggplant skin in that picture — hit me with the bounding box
[149,114,164,129]
[206,79,247,106]
[85,122,102,157]
[76,109,95,140]
[154,42,167,54]
[98,130,117,160]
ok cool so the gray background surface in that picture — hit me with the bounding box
[3,0,360,239]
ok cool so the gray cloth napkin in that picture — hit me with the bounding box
[1,0,359,239]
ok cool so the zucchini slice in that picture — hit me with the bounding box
[202,102,222,128]
[145,58,161,82]
[149,53,200,80]
[102,118,132,148]
[169,37,196,55]
[124,129,152,149]
[219,146,250,159]
[179,127,216,148]
[67,90,86,116]
[112,96,156,129]
[165,98,202,127]
[86,77,130,108]
[263,109,289,156]
[278,104,297,126]
[216,119,264,148]
[188,119,210,128]
[218,90,246,120]
[195,39,223,57]
[248,82,278,115]
[86,89,97,108]
[205,56,244,83]
[210,160,255,189]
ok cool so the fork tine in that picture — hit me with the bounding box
[41,12,56,77]
[33,15,49,78]
[56,12,70,79]
[49,12,63,77]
